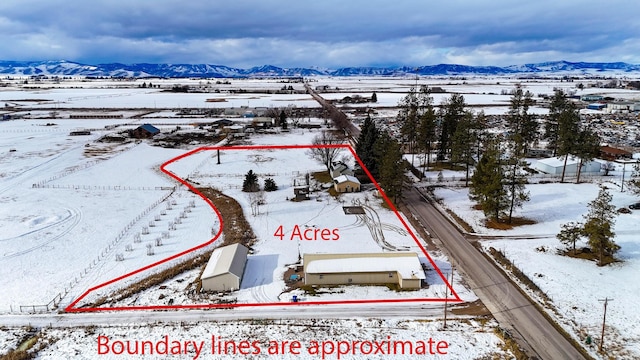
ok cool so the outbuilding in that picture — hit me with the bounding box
[132,124,160,139]
[533,156,601,175]
[303,252,425,290]
[200,243,249,292]
[333,175,360,193]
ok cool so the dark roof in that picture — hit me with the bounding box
[600,146,631,155]
[138,124,160,134]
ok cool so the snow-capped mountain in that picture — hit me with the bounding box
[1,60,639,78]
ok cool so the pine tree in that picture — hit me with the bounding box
[375,133,406,204]
[504,85,533,223]
[264,178,278,191]
[416,86,437,175]
[627,162,640,195]
[355,115,379,178]
[544,89,567,156]
[437,94,466,162]
[242,170,259,192]
[451,111,479,186]
[279,110,288,129]
[469,138,508,222]
[556,221,583,255]
[556,101,581,182]
[398,87,419,166]
[371,92,378,103]
[506,84,537,159]
[573,126,600,184]
[582,186,619,266]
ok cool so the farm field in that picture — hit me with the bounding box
[0,75,639,359]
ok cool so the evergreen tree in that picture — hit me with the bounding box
[416,85,437,175]
[264,178,278,191]
[506,84,537,158]
[437,94,466,162]
[573,126,600,184]
[371,92,378,103]
[469,138,509,222]
[375,133,407,204]
[355,115,380,178]
[504,85,533,223]
[544,89,567,156]
[582,186,619,266]
[398,87,419,166]
[627,162,640,195]
[556,221,583,255]
[279,110,288,129]
[242,170,260,192]
[451,111,478,186]
[556,101,581,182]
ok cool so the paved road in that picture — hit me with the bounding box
[404,187,586,360]
[0,303,447,328]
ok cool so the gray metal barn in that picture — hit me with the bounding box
[200,243,249,292]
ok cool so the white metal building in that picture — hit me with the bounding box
[303,252,425,290]
[533,156,601,175]
[200,243,249,292]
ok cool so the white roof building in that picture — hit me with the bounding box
[303,252,425,289]
[200,243,249,292]
[533,156,602,175]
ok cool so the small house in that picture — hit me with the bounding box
[333,175,360,193]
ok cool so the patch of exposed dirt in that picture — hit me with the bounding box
[451,299,491,316]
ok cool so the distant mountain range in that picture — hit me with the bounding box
[1,60,639,78]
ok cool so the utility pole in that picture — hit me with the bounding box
[598,298,613,353]
[443,263,454,329]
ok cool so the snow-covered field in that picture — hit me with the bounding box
[1,76,639,358]
[28,317,511,360]
[434,175,640,359]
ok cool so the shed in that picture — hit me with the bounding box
[533,156,601,175]
[200,243,249,292]
[333,175,360,193]
[303,252,425,290]
[329,161,353,178]
[132,124,160,139]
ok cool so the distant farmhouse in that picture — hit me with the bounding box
[131,124,160,139]
[200,243,249,292]
[303,252,425,290]
[600,146,633,161]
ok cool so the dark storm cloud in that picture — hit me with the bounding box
[0,0,638,67]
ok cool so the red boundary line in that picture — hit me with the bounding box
[65,144,461,312]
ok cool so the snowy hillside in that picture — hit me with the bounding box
[2,60,640,78]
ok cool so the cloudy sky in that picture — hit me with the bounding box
[1,0,639,68]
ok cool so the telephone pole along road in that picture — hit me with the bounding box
[404,187,586,360]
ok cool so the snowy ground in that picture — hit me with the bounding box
[2,318,511,360]
[433,173,640,359]
[2,77,639,358]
